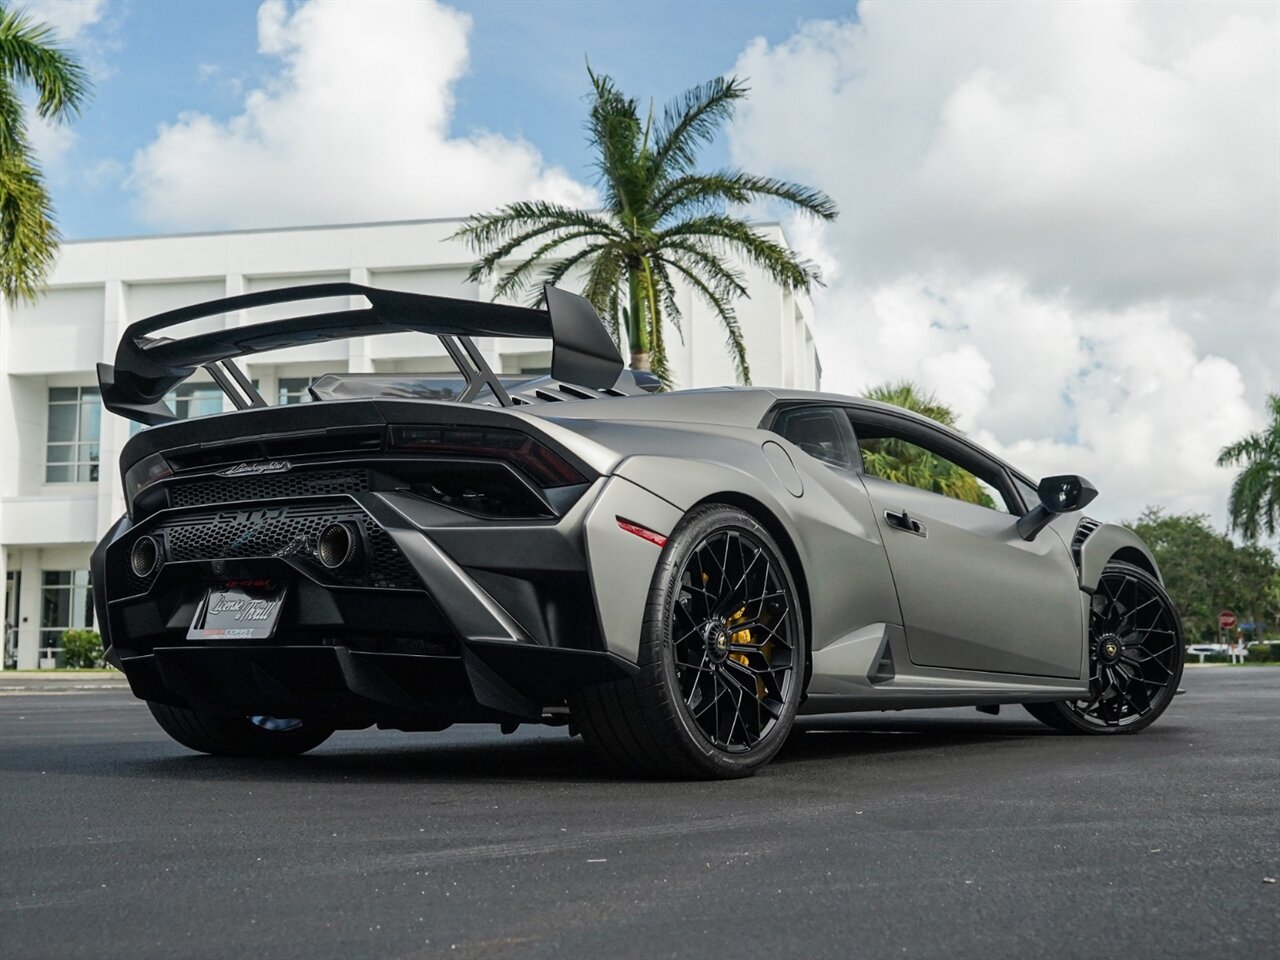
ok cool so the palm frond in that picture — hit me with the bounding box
[0,7,91,126]
[525,240,615,306]
[865,381,959,427]
[583,251,626,342]
[488,229,613,302]
[654,171,837,222]
[648,257,684,335]
[451,203,622,282]
[651,76,747,178]
[659,253,750,384]
[1218,393,1280,541]
[585,67,644,218]
[660,237,749,300]
[661,215,822,293]
[452,201,621,252]
[0,71,27,158]
[1217,434,1267,467]
[0,153,58,302]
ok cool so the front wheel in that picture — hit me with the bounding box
[148,702,334,757]
[570,504,805,779]
[1025,561,1184,734]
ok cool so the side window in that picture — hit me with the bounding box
[852,420,1016,514]
[770,407,854,469]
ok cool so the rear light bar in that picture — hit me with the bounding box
[389,424,586,487]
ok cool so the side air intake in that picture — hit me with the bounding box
[1071,517,1101,568]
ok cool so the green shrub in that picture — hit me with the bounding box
[1246,643,1280,663]
[61,629,103,669]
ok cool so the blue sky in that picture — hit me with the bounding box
[42,0,855,238]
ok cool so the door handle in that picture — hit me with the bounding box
[884,509,927,538]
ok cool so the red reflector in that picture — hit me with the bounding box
[617,517,668,548]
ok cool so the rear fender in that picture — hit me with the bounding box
[592,453,900,667]
[585,454,793,664]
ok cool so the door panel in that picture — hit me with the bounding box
[859,474,1083,678]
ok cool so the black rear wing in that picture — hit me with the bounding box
[97,283,625,425]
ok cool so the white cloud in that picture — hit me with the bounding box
[128,0,595,230]
[23,0,105,42]
[27,113,76,167]
[733,1,1279,525]
[19,0,111,179]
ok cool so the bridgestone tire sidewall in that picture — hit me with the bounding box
[645,505,805,777]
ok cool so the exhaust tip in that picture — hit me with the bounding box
[316,522,363,571]
[130,535,161,578]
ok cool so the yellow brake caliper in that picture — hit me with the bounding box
[726,606,772,699]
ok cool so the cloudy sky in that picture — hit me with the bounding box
[26,0,1280,530]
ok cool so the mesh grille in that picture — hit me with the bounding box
[127,563,159,596]
[169,468,369,509]
[155,503,418,589]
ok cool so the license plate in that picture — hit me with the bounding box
[188,580,286,641]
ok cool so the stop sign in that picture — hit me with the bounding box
[1219,610,1237,630]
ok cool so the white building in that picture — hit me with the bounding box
[0,217,819,669]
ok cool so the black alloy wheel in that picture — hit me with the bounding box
[570,504,805,779]
[668,525,799,753]
[1025,561,1184,734]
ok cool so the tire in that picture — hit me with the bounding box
[1024,560,1184,734]
[570,504,805,779]
[147,702,334,757]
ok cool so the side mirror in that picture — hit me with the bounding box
[1016,474,1098,541]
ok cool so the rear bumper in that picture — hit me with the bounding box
[115,642,635,726]
[93,478,643,725]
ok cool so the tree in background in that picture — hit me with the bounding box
[454,68,837,385]
[1129,508,1278,641]
[860,381,996,508]
[1217,393,1280,542]
[0,4,91,303]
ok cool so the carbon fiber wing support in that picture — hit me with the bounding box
[97,282,625,425]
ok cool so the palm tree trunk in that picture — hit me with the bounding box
[626,267,649,370]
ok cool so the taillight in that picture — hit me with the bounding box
[123,452,173,501]
[389,425,586,487]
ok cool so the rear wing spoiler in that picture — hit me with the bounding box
[97,282,625,425]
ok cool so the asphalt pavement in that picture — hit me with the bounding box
[1,667,1277,960]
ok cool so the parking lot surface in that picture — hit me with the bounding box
[2,667,1277,959]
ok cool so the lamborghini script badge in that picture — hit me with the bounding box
[217,460,291,477]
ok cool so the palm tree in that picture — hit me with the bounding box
[453,68,836,385]
[1217,394,1280,541]
[0,4,90,303]
[861,381,996,508]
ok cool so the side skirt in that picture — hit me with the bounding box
[802,621,1088,715]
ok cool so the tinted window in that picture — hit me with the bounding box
[851,416,1019,514]
[771,407,853,468]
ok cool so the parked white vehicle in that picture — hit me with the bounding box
[1186,644,1229,655]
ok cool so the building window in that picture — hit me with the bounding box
[46,387,101,483]
[277,377,315,405]
[39,570,93,668]
[130,383,229,435]
[172,383,226,419]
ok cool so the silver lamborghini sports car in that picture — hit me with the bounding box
[93,284,1185,778]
